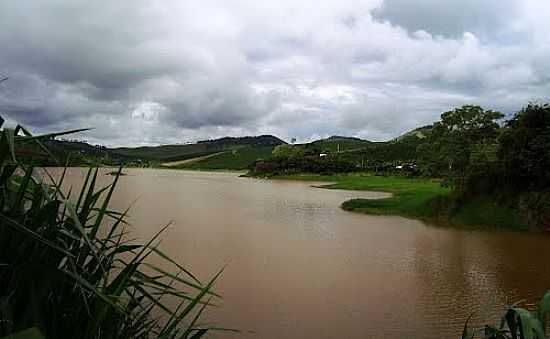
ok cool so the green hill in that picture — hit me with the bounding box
[341,127,433,164]
[43,135,286,168]
[170,146,276,170]
[304,136,372,153]
[110,135,285,162]
[293,128,431,165]
[37,127,435,171]
[240,127,434,175]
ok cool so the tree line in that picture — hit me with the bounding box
[251,103,550,228]
[418,103,550,228]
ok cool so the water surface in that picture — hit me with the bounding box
[57,168,550,338]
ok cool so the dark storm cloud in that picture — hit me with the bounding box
[372,0,521,39]
[1,0,549,146]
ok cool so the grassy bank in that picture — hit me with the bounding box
[268,173,527,230]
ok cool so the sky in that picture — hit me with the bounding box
[1,0,549,146]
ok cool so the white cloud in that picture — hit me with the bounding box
[0,0,549,146]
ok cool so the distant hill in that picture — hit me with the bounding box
[38,126,435,170]
[292,127,433,168]
[43,135,286,168]
[303,136,372,153]
[43,140,133,165]
[169,146,276,170]
[110,135,285,162]
[197,135,285,147]
[391,125,432,144]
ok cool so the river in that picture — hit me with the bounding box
[57,168,550,338]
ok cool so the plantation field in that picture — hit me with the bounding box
[161,151,227,167]
[172,146,275,170]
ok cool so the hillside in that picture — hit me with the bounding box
[42,140,134,165]
[304,136,372,153]
[293,128,430,165]
[35,127,434,171]
[43,135,285,168]
[248,127,435,175]
[111,135,285,162]
[170,146,276,170]
[340,126,433,164]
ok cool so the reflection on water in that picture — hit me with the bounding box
[54,168,550,338]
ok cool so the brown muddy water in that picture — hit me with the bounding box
[55,168,550,338]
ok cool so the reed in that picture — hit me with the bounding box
[0,118,228,338]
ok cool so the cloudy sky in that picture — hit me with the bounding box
[1,0,549,146]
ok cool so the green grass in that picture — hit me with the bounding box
[176,146,275,170]
[271,173,527,230]
[275,173,449,217]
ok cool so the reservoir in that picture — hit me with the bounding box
[58,168,550,338]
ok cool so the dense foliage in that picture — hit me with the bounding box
[251,128,430,176]
[498,103,550,192]
[417,103,550,229]
[253,143,357,175]
[418,105,504,192]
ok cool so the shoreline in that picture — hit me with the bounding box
[252,172,530,232]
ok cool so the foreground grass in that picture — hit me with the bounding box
[1,121,226,338]
[271,173,527,230]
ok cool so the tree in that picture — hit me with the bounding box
[272,144,305,161]
[419,105,503,193]
[498,103,550,191]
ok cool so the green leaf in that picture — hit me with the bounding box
[538,290,550,327]
[152,247,202,284]
[112,244,142,254]
[507,307,544,339]
[4,128,16,162]
[461,313,475,339]
[0,213,73,257]
[162,266,225,335]
[188,329,208,339]
[15,127,91,143]
[0,327,45,339]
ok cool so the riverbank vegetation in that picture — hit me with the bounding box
[0,118,226,338]
[270,173,526,230]
[251,103,550,231]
